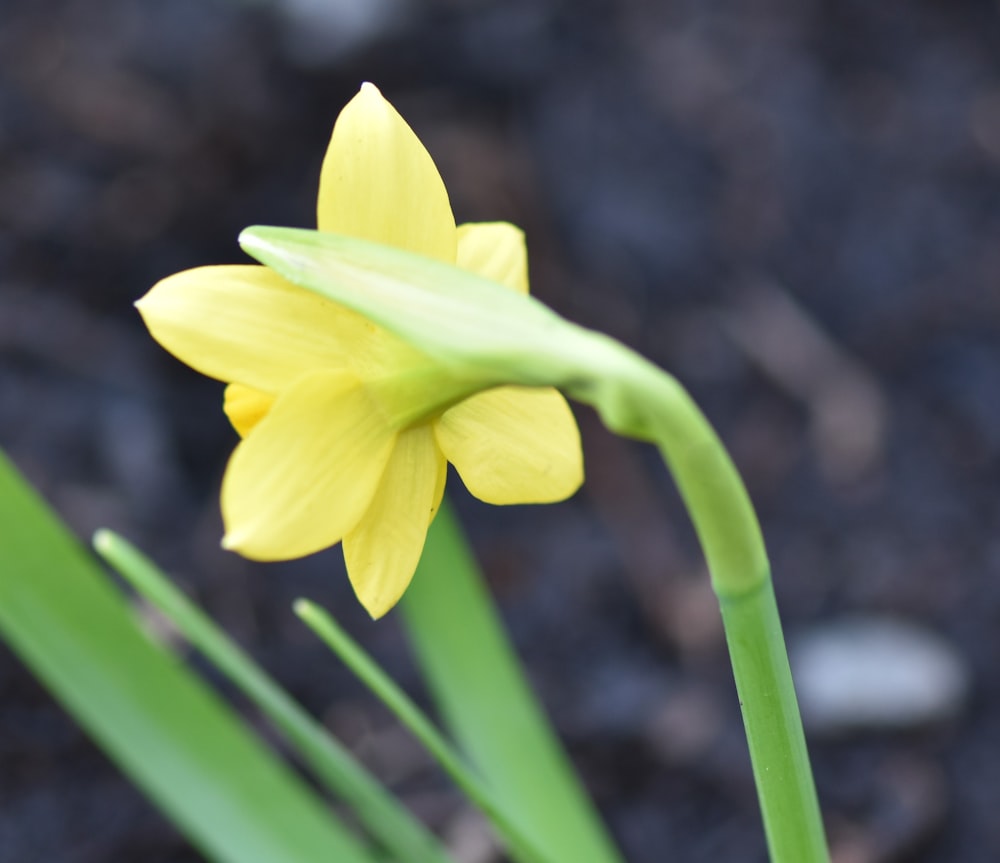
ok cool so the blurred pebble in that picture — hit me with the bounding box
[271,0,409,66]
[644,683,724,766]
[443,808,502,863]
[791,617,970,734]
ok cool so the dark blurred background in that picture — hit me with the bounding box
[3,0,1000,860]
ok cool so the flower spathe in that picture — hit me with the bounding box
[136,84,583,618]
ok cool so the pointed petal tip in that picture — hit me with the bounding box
[221,526,261,556]
[359,591,397,621]
[220,529,272,562]
[133,291,153,315]
[348,549,411,620]
[318,81,456,260]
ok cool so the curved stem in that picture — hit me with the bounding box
[566,333,830,863]
[561,331,769,597]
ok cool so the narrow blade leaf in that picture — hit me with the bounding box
[294,599,550,863]
[94,529,451,863]
[0,452,377,863]
[402,501,626,863]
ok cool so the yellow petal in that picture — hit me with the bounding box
[343,425,446,618]
[137,265,409,392]
[456,222,529,294]
[317,83,456,263]
[224,384,274,438]
[221,371,395,560]
[429,443,448,523]
[435,386,583,505]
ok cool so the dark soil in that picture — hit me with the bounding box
[3,1,1000,861]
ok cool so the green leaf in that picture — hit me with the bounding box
[94,529,452,863]
[0,451,378,863]
[402,501,626,863]
[294,598,550,863]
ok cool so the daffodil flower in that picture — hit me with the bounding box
[137,84,583,618]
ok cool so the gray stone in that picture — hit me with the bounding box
[790,617,970,734]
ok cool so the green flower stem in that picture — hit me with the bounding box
[719,579,830,862]
[294,600,553,863]
[566,335,830,863]
[93,531,451,863]
[595,337,770,597]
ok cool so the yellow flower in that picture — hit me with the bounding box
[136,84,583,618]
